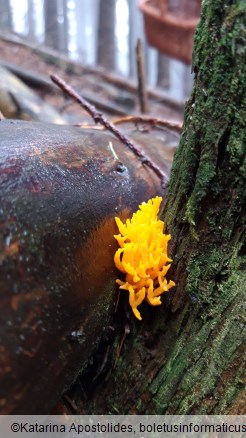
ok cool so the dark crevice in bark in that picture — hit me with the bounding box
[216,126,231,170]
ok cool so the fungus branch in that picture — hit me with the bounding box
[50,74,169,188]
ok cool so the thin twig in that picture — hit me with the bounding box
[62,395,79,414]
[111,115,182,135]
[73,123,104,130]
[74,116,182,135]
[113,325,131,369]
[136,38,148,114]
[50,74,169,188]
[92,345,110,382]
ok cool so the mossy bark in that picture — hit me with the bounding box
[84,0,246,414]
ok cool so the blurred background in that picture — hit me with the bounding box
[0,0,195,103]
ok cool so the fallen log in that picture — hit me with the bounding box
[0,66,67,124]
[0,120,165,414]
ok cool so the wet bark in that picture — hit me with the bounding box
[0,121,163,414]
[83,0,246,414]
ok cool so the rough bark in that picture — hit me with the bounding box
[81,0,246,414]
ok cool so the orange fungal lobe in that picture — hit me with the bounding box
[114,196,175,320]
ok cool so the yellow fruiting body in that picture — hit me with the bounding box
[114,196,175,320]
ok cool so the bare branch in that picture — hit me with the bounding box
[112,115,182,135]
[136,38,148,114]
[50,74,169,188]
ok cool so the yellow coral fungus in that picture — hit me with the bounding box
[114,196,175,320]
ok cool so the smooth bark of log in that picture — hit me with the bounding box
[0,121,164,414]
[81,0,246,414]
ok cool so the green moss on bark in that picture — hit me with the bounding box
[158,0,246,413]
[149,262,246,414]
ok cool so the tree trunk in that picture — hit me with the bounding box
[0,0,12,29]
[97,0,116,70]
[157,54,169,89]
[81,0,246,414]
[27,0,35,40]
[127,0,142,78]
[57,0,68,54]
[44,0,60,51]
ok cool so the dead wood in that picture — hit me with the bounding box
[136,38,149,113]
[0,120,166,414]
